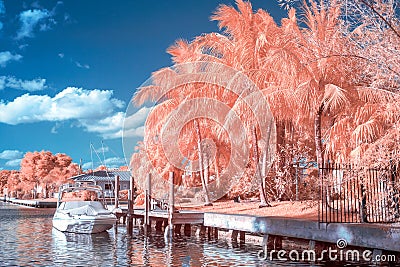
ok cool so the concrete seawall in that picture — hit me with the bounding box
[204,212,400,252]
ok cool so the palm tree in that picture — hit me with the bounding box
[131,0,400,205]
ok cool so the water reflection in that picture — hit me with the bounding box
[0,202,371,266]
[52,229,113,266]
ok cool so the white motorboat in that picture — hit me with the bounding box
[52,183,117,234]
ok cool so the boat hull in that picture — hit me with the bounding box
[53,215,116,234]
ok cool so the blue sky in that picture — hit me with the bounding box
[0,0,286,170]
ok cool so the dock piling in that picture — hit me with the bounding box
[174,224,182,236]
[232,230,242,242]
[165,171,175,240]
[184,224,191,236]
[114,175,120,209]
[144,173,151,229]
[197,225,207,237]
[126,188,133,235]
[155,220,163,232]
[262,234,283,251]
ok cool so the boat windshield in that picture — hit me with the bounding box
[61,189,101,201]
[59,201,106,210]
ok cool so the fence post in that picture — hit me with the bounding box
[360,178,367,223]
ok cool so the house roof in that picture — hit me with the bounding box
[70,170,132,182]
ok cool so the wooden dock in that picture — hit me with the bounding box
[3,197,57,208]
[131,209,204,224]
[114,208,400,253]
[113,171,400,256]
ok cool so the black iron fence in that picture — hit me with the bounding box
[319,163,400,223]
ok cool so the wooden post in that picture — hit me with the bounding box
[232,230,240,242]
[127,188,133,235]
[168,171,175,224]
[144,173,151,228]
[174,224,182,236]
[262,234,283,252]
[197,225,206,237]
[239,231,245,243]
[207,227,212,239]
[165,171,175,240]
[114,175,120,209]
[184,224,191,236]
[130,173,135,204]
[155,220,163,232]
[213,227,219,240]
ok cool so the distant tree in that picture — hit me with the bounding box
[46,153,80,197]
[119,166,129,171]
[20,151,43,197]
[7,171,22,198]
[20,151,79,198]
[96,165,107,171]
[0,170,10,194]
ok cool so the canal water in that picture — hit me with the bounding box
[0,202,367,266]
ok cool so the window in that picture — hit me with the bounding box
[104,183,113,190]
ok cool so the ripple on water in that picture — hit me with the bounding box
[0,202,378,266]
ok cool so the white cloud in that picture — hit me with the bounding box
[18,44,29,50]
[123,125,145,138]
[81,162,93,170]
[0,1,5,14]
[0,0,4,30]
[0,76,47,91]
[16,9,50,39]
[0,87,125,139]
[122,107,150,138]
[103,157,126,168]
[0,150,24,160]
[80,112,124,139]
[51,125,58,134]
[75,61,90,69]
[0,76,5,89]
[51,122,63,134]
[81,157,126,170]
[5,159,22,167]
[124,107,150,129]
[0,51,22,67]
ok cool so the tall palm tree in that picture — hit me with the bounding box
[131,0,400,205]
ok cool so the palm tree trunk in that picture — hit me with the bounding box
[215,146,220,188]
[261,117,274,198]
[252,126,271,207]
[315,105,324,168]
[203,152,209,185]
[194,120,212,206]
[275,120,286,173]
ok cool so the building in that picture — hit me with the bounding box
[69,170,132,197]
